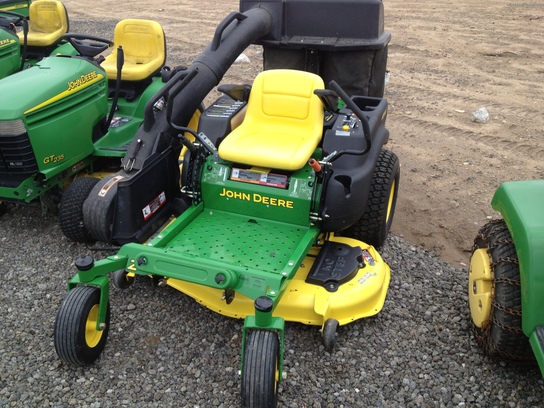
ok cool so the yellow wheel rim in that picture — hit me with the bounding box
[385,179,396,223]
[468,248,494,328]
[85,304,103,348]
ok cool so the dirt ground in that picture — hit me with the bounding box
[65,0,544,267]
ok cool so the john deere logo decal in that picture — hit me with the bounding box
[219,188,294,208]
[67,71,100,92]
[25,71,104,115]
[0,38,15,48]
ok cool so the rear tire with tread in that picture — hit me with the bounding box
[469,219,534,361]
[343,149,400,248]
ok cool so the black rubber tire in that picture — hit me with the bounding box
[83,175,118,244]
[322,319,339,352]
[58,177,100,243]
[111,269,134,289]
[54,286,110,366]
[470,219,534,361]
[342,149,400,248]
[242,330,279,408]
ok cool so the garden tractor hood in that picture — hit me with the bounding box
[0,56,107,120]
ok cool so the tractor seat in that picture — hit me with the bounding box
[101,19,166,82]
[218,69,325,171]
[17,0,69,47]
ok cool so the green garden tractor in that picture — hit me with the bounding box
[469,179,544,377]
[0,0,29,16]
[0,16,193,225]
[0,0,83,80]
[53,1,397,406]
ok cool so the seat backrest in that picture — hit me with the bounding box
[218,69,325,171]
[18,0,69,47]
[101,19,166,82]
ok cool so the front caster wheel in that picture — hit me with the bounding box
[242,330,279,408]
[54,286,110,366]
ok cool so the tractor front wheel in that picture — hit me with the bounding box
[59,177,100,243]
[469,219,533,361]
[54,286,110,366]
[242,330,279,408]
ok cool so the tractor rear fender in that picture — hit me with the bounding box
[491,180,544,341]
[320,98,389,232]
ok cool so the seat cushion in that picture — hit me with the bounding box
[101,19,166,82]
[18,0,68,47]
[218,70,325,171]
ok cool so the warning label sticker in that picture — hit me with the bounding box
[98,175,124,198]
[142,191,166,220]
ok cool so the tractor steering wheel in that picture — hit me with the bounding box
[0,10,26,32]
[62,33,113,58]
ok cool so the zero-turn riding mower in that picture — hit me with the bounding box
[0,16,192,222]
[468,179,544,378]
[53,1,398,406]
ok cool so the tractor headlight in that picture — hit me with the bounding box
[0,119,26,136]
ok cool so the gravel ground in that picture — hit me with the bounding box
[1,204,544,407]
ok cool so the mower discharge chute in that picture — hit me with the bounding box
[53,1,398,406]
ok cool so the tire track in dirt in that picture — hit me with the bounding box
[387,111,543,266]
[388,80,544,123]
[390,115,544,161]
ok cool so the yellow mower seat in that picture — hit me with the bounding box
[17,0,69,47]
[218,69,325,171]
[101,19,166,82]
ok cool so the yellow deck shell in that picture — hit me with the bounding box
[166,235,390,329]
